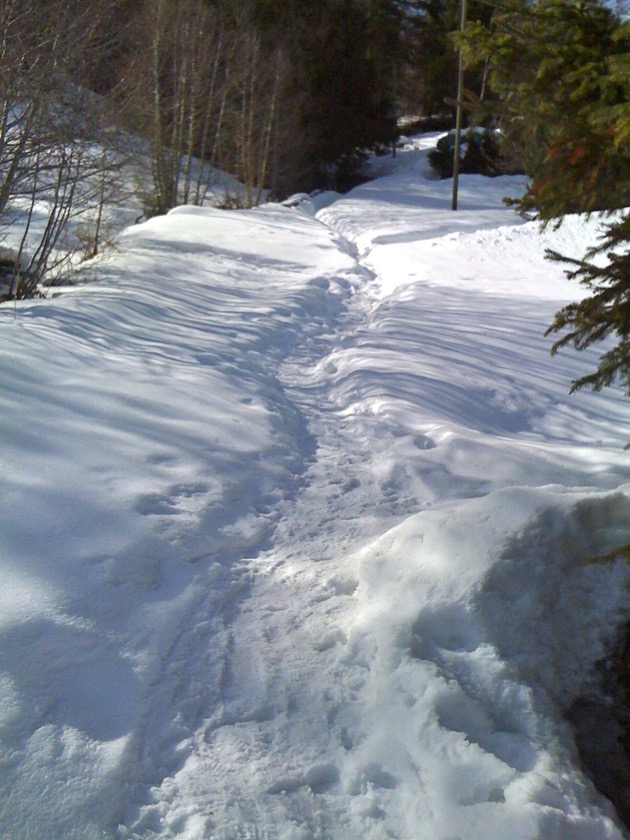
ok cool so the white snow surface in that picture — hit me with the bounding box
[1,137,630,840]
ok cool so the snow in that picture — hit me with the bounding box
[1,137,629,840]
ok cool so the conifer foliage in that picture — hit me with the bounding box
[249,0,404,190]
[462,1,630,410]
[546,216,630,397]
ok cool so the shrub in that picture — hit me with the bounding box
[428,127,520,179]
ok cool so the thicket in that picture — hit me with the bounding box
[0,0,131,300]
[427,127,523,178]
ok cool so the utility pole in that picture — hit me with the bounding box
[451,0,468,211]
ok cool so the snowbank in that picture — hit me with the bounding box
[1,138,629,839]
[0,204,368,838]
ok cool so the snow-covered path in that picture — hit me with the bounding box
[124,164,630,838]
[1,140,630,840]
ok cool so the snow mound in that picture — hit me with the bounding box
[339,485,630,840]
[0,203,369,839]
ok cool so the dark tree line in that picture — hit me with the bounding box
[98,0,418,203]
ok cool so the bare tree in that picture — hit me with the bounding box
[120,0,299,214]
[0,0,133,300]
[227,32,285,207]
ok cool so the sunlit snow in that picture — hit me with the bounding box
[1,136,629,840]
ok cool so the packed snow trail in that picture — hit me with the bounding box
[1,138,629,840]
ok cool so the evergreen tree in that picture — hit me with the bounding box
[546,216,630,397]
[542,18,630,404]
[462,2,630,413]
[252,0,401,189]
[460,0,629,214]
[400,0,493,121]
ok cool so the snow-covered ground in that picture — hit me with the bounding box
[1,136,629,840]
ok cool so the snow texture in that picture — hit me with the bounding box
[1,135,629,840]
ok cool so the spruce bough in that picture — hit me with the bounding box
[461,3,630,420]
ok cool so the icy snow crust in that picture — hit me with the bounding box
[1,138,630,840]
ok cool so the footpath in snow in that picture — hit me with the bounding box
[1,136,629,840]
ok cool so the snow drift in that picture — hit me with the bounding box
[1,136,629,839]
